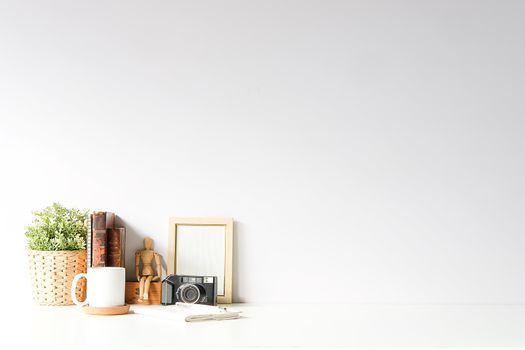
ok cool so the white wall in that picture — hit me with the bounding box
[1,0,524,303]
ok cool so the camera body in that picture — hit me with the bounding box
[161,274,217,306]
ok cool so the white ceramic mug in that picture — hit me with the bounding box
[71,267,125,307]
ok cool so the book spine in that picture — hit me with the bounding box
[107,227,126,267]
[92,211,107,267]
[86,213,93,267]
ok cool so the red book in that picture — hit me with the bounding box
[91,211,107,267]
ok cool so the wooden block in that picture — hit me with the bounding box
[125,282,161,305]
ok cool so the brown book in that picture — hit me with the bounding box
[91,211,107,267]
[107,227,126,267]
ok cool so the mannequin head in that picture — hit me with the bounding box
[144,237,153,250]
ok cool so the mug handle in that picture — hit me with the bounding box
[71,273,88,306]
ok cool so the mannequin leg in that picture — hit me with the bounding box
[138,276,146,301]
[144,276,153,300]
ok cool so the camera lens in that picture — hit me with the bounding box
[177,284,201,304]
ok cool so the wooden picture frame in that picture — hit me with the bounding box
[168,217,233,304]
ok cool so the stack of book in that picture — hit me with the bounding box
[86,211,126,268]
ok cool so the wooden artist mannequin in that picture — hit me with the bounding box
[135,237,162,302]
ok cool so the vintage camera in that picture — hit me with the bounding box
[161,274,217,306]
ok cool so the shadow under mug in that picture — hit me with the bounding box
[71,267,125,307]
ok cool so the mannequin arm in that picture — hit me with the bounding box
[152,253,162,281]
[135,252,141,281]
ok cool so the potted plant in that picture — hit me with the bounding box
[26,203,88,305]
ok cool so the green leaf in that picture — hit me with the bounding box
[25,202,88,251]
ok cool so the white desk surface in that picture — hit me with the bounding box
[6,303,525,348]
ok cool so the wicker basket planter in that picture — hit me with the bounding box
[28,249,87,305]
